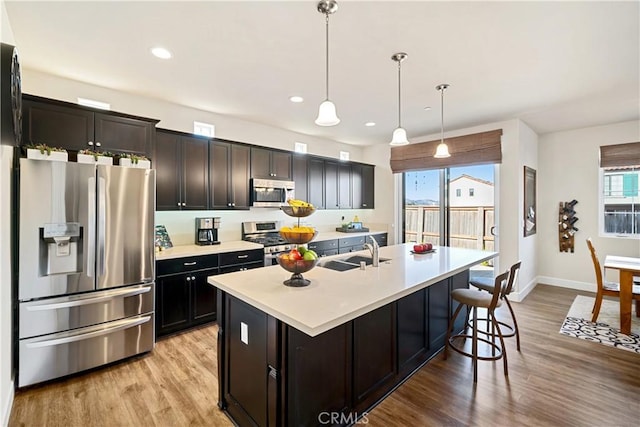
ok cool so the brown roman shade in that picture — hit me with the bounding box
[599,142,640,168]
[390,129,503,174]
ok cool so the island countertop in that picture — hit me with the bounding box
[208,243,496,336]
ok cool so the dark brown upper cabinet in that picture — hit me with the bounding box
[210,139,251,210]
[307,157,325,209]
[21,94,157,157]
[292,154,308,203]
[250,147,292,180]
[352,163,375,209]
[155,129,209,211]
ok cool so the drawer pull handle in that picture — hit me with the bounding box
[237,255,249,259]
[183,262,197,266]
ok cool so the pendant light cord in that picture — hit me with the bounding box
[440,86,445,144]
[398,61,402,127]
[325,13,329,100]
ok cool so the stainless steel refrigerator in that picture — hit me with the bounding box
[17,158,155,387]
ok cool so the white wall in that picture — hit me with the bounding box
[537,121,640,291]
[518,121,539,299]
[1,1,16,424]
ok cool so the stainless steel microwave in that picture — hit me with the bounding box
[250,178,295,207]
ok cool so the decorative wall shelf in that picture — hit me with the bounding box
[558,200,578,253]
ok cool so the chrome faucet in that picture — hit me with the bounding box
[363,235,380,267]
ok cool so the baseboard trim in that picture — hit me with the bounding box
[510,276,538,302]
[2,380,14,427]
[537,276,595,293]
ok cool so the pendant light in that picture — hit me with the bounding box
[389,52,409,146]
[434,83,451,158]
[315,0,340,126]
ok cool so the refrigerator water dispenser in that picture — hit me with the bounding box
[39,223,83,276]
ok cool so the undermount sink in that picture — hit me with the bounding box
[318,255,391,272]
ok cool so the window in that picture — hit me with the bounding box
[600,168,639,237]
[340,151,350,161]
[194,121,215,137]
[469,188,475,197]
[456,189,461,197]
[294,142,308,153]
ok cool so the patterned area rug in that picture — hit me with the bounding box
[559,295,640,353]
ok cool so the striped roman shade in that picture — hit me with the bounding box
[390,129,503,174]
[599,142,640,168]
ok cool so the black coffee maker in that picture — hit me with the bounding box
[195,217,220,245]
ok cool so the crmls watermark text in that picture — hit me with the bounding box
[318,412,369,425]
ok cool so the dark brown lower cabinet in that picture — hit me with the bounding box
[217,270,470,427]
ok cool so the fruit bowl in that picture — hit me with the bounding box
[279,229,318,244]
[277,253,319,287]
[281,205,316,217]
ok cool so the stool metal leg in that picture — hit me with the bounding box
[504,297,520,351]
[472,306,478,383]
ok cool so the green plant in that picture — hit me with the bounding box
[79,149,114,160]
[121,153,148,164]
[26,143,67,155]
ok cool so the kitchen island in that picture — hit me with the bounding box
[209,243,496,427]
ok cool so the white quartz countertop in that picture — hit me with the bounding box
[313,229,387,242]
[209,243,496,337]
[156,241,263,260]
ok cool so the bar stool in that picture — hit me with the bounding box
[469,261,522,351]
[445,270,510,383]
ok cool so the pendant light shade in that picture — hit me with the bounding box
[389,52,409,146]
[433,83,451,158]
[315,0,340,127]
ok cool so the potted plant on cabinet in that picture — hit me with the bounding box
[25,144,68,162]
[118,153,151,169]
[77,149,114,165]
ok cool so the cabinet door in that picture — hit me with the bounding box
[338,163,351,209]
[361,164,375,209]
[156,275,190,336]
[271,151,292,180]
[22,98,94,151]
[325,161,339,210]
[428,279,450,353]
[155,130,182,210]
[192,270,217,325]
[292,154,308,203]
[230,143,250,209]
[308,157,325,209]
[181,136,209,210]
[351,164,363,209]
[250,147,271,179]
[94,113,153,157]
[210,141,231,209]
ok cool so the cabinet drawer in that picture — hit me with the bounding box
[338,236,365,248]
[220,249,264,267]
[308,239,338,252]
[157,255,219,276]
[372,233,388,247]
[219,261,264,275]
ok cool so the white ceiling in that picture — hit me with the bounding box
[5,0,639,146]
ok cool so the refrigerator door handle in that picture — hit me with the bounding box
[97,176,107,277]
[24,315,151,349]
[87,177,96,277]
[25,286,152,311]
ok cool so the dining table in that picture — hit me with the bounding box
[603,255,640,335]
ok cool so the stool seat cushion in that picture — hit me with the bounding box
[452,288,502,308]
[469,277,496,293]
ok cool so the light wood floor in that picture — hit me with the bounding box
[9,285,640,427]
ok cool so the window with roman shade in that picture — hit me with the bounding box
[599,141,640,237]
[390,129,503,174]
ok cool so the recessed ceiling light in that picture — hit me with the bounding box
[424,106,432,111]
[151,47,172,59]
[365,122,376,127]
[289,96,304,103]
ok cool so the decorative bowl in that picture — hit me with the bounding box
[281,205,316,217]
[276,254,319,274]
[279,229,318,244]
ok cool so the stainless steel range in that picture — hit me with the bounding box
[242,220,294,266]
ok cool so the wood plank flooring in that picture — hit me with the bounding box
[9,285,640,426]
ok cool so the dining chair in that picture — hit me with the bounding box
[445,270,510,383]
[586,238,640,322]
[468,261,522,351]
